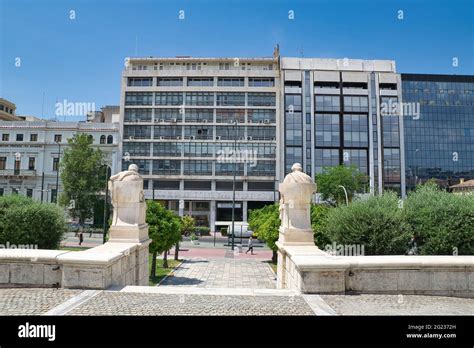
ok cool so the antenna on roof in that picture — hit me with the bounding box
[135,35,138,57]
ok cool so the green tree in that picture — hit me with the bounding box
[59,134,105,229]
[316,165,366,206]
[147,201,182,278]
[175,215,195,260]
[248,204,280,263]
[0,195,67,249]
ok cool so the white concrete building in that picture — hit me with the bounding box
[120,50,281,230]
[0,121,120,202]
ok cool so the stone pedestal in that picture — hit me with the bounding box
[276,163,318,289]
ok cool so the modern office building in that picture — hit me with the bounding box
[402,74,474,191]
[120,52,280,230]
[0,120,120,202]
[280,58,406,196]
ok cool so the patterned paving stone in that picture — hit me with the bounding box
[68,291,314,316]
[160,258,276,289]
[320,294,474,315]
[0,288,81,315]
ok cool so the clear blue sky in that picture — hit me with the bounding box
[1,0,473,120]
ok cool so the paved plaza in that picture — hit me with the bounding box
[159,258,276,289]
[0,287,472,316]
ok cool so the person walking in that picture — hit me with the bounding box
[246,236,254,255]
[78,230,84,246]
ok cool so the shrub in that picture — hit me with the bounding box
[320,192,410,255]
[0,195,67,249]
[194,226,210,236]
[403,183,474,255]
[220,227,228,236]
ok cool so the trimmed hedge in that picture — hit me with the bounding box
[0,195,67,249]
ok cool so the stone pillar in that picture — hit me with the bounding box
[108,165,149,243]
[275,163,317,289]
[107,164,151,286]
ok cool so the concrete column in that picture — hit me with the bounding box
[210,200,216,232]
[242,200,248,223]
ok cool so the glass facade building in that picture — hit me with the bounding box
[402,74,474,191]
[280,58,406,197]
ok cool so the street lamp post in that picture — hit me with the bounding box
[338,185,349,206]
[102,165,111,244]
[55,141,61,203]
[230,120,237,251]
[414,149,420,187]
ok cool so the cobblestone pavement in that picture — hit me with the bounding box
[320,294,474,315]
[0,288,472,315]
[159,258,276,289]
[68,291,314,316]
[0,288,81,315]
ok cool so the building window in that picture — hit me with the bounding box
[54,134,62,143]
[315,114,340,147]
[28,157,35,170]
[0,188,4,196]
[16,134,24,141]
[216,93,245,106]
[185,109,213,123]
[125,92,153,106]
[122,142,151,156]
[248,93,276,106]
[217,78,244,87]
[247,109,276,123]
[185,92,214,106]
[152,160,181,175]
[315,95,340,112]
[125,108,152,122]
[216,109,245,123]
[127,77,153,86]
[0,157,6,170]
[343,96,369,112]
[53,157,59,172]
[184,160,212,175]
[219,63,230,70]
[343,114,369,147]
[100,135,106,144]
[124,125,151,139]
[153,142,182,157]
[30,134,38,141]
[107,135,113,144]
[157,78,183,87]
[1,134,9,141]
[26,188,33,198]
[155,92,183,106]
[249,78,274,87]
[187,78,214,87]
